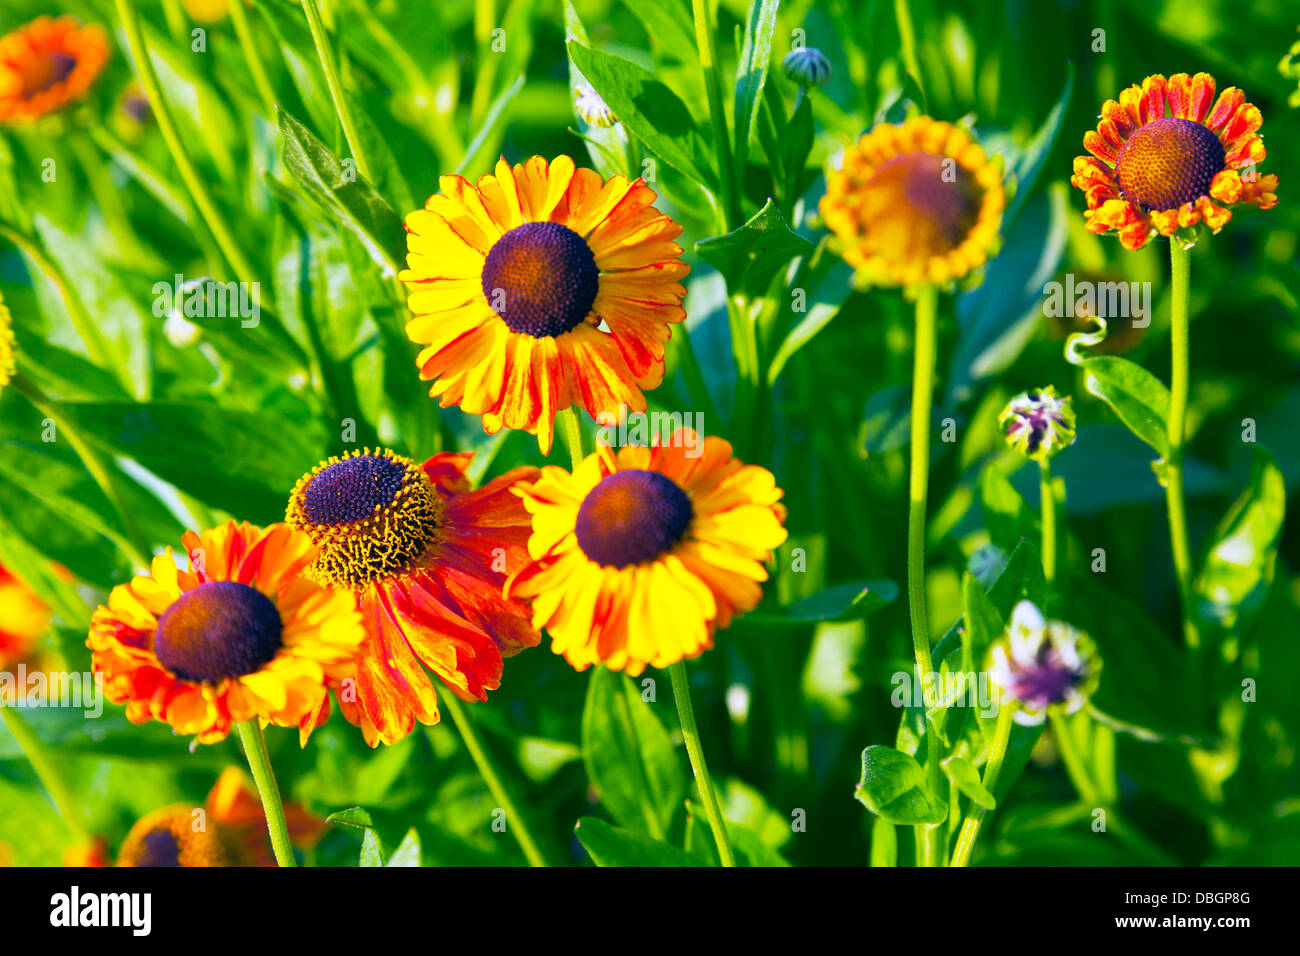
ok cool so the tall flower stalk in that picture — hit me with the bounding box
[906,284,944,866]
[1164,241,1199,651]
[236,721,297,867]
[670,661,736,867]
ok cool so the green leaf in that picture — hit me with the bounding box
[860,383,956,456]
[567,42,718,190]
[276,106,406,272]
[1084,356,1171,458]
[14,338,130,402]
[949,186,1067,402]
[326,807,375,831]
[457,74,525,176]
[580,667,686,837]
[695,199,811,299]
[979,465,1038,553]
[854,745,948,825]
[360,828,387,867]
[0,470,125,590]
[574,817,708,867]
[942,755,996,810]
[62,402,329,524]
[960,571,1005,741]
[747,579,898,625]
[1004,62,1074,224]
[733,0,780,176]
[767,262,853,385]
[618,0,695,65]
[1194,447,1285,649]
[30,216,152,398]
[386,828,423,867]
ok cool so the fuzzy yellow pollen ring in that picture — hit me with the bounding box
[285,448,443,589]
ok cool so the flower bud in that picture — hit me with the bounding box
[999,386,1076,461]
[987,601,1100,725]
[574,82,617,128]
[782,47,831,88]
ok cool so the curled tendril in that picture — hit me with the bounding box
[1063,312,1109,366]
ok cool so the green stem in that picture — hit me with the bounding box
[1165,240,1199,651]
[228,0,279,116]
[690,0,740,230]
[235,721,297,867]
[0,706,89,842]
[558,406,586,468]
[301,0,375,184]
[612,682,666,840]
[112,0,260,285]
[906,284,944,866]
[439,693,551,867]
[949,702,1014,867]
[669,660,735,867]
[1040,459,1056,588]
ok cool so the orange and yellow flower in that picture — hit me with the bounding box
[88,521,366,745]
[506,429,788,675]
[0,560,50,673]
[286,449,541,746]
[1072,73,1279,251]
[820,115,1005,286]
[118,767,324,867]
[0,16,109,124]
[399,155,689,454]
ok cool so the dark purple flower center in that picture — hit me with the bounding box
[303,454,408,525]
[1116,117,1225,211]
[575,470,693,568]
[154,581,282,683]
[137,829,182,867]
[1006,391,1057,454]
[481,221,600,338]
[1009,642,1085,709]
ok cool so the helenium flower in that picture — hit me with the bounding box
[987,601,1100,725]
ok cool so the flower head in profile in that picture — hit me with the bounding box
[88,521,366,744]
[0,16,109,124]
[118,767,324,867]
[999,386,1076,462]
[506,429,788,676]
[574,82,617,127]
[286,449,541,746]
[782,46,831,88]
[820,115,1005,286]
[987,601,1100,725]
[399,155,689,454]
[1072,73,1278,250]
